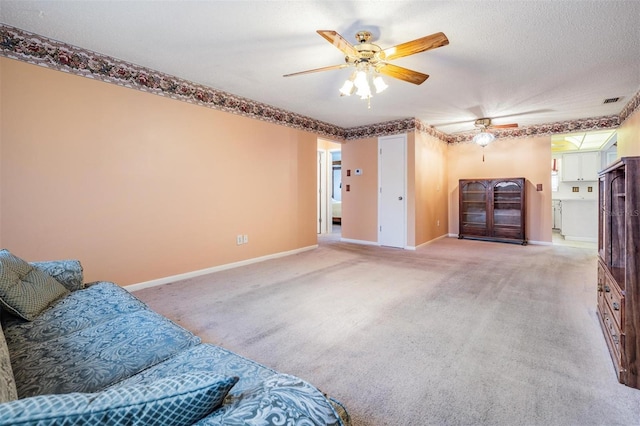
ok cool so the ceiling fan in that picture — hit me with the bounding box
[472,118,518,158]
[283,30,449,86]
[473,117,518,130]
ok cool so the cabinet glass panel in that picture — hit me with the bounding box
[609,171,626,286]
[493,181,522,227]
[461,182,486,226]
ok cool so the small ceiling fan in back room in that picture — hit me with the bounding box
[472,117,518,146]
[472,117,518,162]
[284,29,449,108]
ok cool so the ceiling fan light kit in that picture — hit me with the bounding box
[284,29,449,108]
[473,131,495,147]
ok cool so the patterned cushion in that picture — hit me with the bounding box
[0,250,69,321]
[0,324,18,403]
[2,282,148,350]
[30,260,84,292]
[0,373,238,426]
[10,309,202,398]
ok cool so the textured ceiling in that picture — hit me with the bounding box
[1,0,639,135]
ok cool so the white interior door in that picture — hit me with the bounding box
[378,135,407,248]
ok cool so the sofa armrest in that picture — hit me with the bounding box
[30,260,84,292]
[198,373,345,425]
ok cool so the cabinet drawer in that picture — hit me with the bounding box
[603,275,624,329]
[598,304,624,379]
[598,261,624,329]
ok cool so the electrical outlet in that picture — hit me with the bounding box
[437,220,440,227]
[243,235,248,244]
[236,235,243,245]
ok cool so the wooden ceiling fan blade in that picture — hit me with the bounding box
[316,30,359,57]
[382,32,449,60]
[283,64,349,78]
[490,123,519,129]
[377,63,429,85]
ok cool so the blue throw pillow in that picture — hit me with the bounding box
[0,373,238,426]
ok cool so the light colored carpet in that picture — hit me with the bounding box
[134,236,640,425]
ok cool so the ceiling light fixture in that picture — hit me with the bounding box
[473,131,495,147]
[339,62,387,109]
[473,131,495,162]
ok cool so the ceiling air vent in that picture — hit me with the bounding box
[603,97,621,104]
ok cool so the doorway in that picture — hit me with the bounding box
[550,130,615,248]
[317,139,342,236]
[330,150,342,235]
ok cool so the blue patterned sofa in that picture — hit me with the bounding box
[0,250,349,425]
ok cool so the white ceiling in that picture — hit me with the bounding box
[1,1,639,135]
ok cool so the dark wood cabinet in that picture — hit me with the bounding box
[597,156,640,388]
[458,178,526,245]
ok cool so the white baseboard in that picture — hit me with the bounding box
[528,240,553,246]
[413,233,450,249]
[125,245,318,292]
[563,236,597,243]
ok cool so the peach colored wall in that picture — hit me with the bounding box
[341,136,378,242]
[414,131,449,246]
[0,58,317,285]
[447,136,552,244]
[618,109,640,158]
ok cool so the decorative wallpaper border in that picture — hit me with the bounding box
[443,115,621,144]
[343,118,416,140]
[0,24,347,140]
[0,23,637,144]
[620,90,640,123]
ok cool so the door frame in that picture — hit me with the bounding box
[317,149,328,234]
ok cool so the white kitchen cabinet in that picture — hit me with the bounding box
[562,151,599,181]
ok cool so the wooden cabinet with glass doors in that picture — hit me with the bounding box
[597,156,640,388]
[459,178,526,245]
